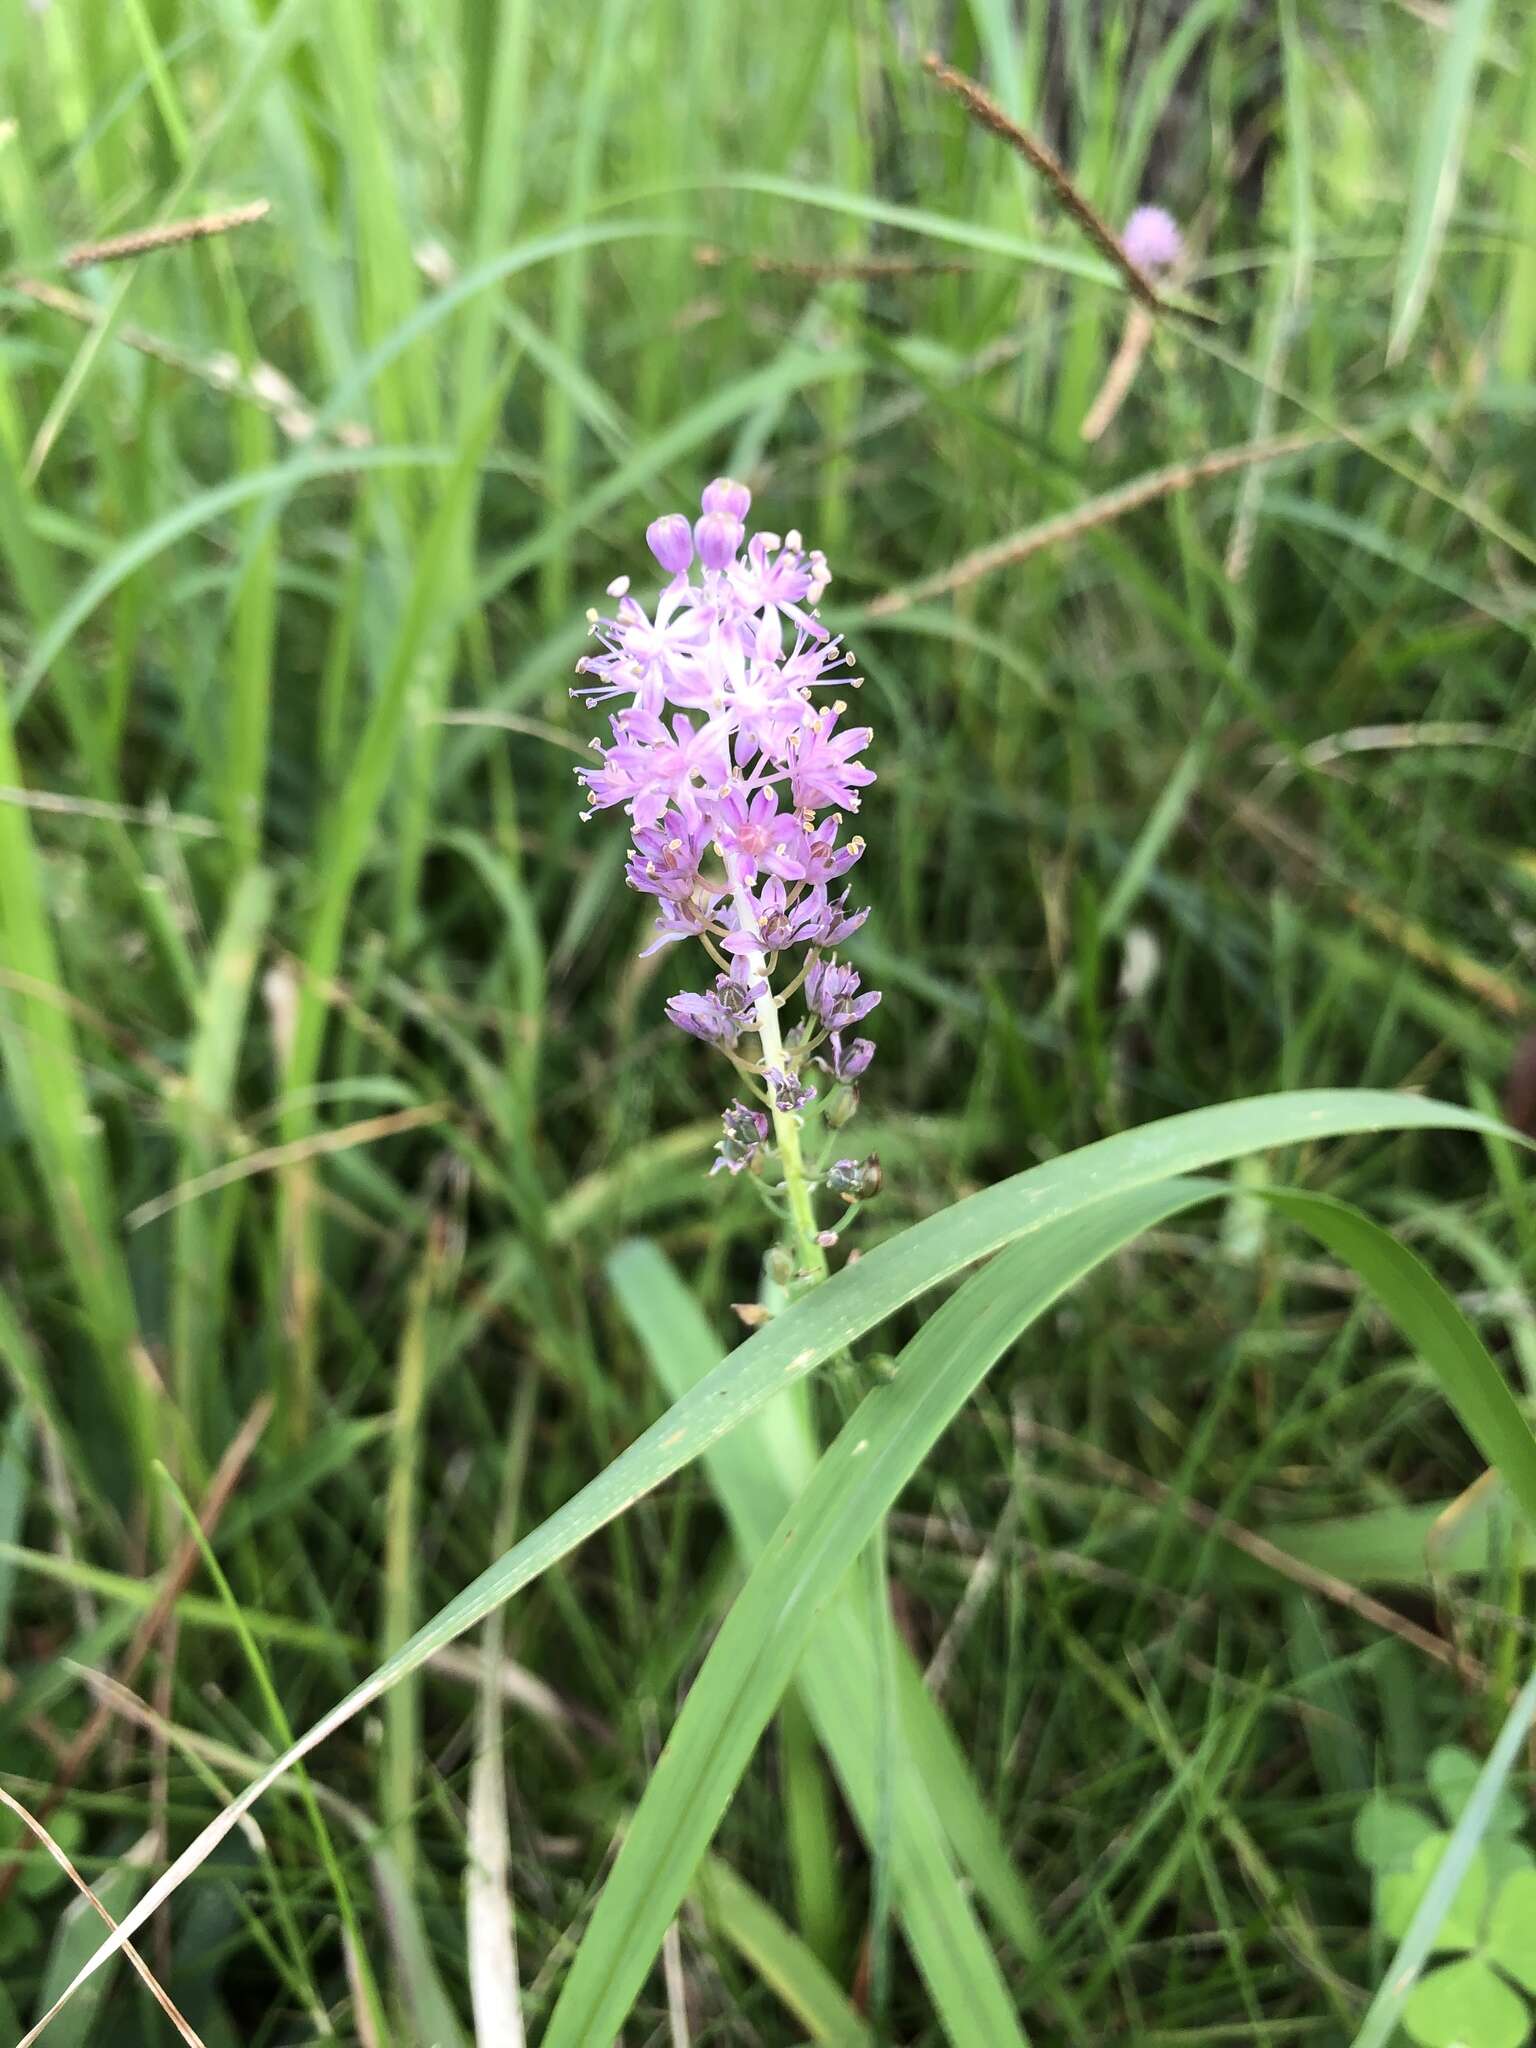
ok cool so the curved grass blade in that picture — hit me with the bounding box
[544,1180,1222,2046]
[1259,1189,1536,1532]
[16,1089,1509,2040]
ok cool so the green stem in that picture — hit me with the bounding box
[727,865,827,1281]
[730,869,898,2004]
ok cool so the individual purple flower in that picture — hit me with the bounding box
[806,958,880,1035]
[714,958,768,1029]
[1123,205,1182,275]
[625,809,714,903]
[665,988,739,1046]
[766,1068,816,1112]
[819,1034,875,1083]
[720,877,824,958]
[730,529,832,639]
[784,710,875,813]
[713,785,796,878]
[639,897,720,956]
[762,816,864,888]
[711,1099,768,1176]
[803,886,868,948]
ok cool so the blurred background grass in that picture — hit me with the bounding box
[1,0,1534,2040]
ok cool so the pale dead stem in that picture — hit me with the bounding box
[1224,791,1528,1021]
[0,783,218,834]
[8,201,370,447]
[9,273,372,448]
[693,241,973,281]
[126,1102,453,1230]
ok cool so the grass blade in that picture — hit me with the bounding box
[693,1857,871,2046]
[562,1176,1536,2043]
[1259,1189,1536,1534]
[1387,0,1496,362]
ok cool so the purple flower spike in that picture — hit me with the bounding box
[574,477,879,1143]
[1123,205,1182,274]
[647,514,694,575]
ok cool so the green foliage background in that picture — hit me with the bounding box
[1,0,1534,2040]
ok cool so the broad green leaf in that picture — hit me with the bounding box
[544,1178,1231,2047]
[1403,1955,1529,2048]
[18,1088,1511,2039]
[1380,1836,1486,1950]
[1430,1746,1526,1834]
[1352,1667,1536,2048]
[1355,1796,1435,1873]
[1488,1869,1536,1995]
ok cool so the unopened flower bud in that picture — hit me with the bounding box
[827,1154,881,1204]
[695,511,744,569]
[825,1083,859,1129]
[646,514,694,575]
[701,476,752,521]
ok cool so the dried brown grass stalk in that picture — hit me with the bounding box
[62,199,271,269]
[1018,1420,1492,1692]
[866,429,1328,616]
[126,1102,452,1230]
[921,54,1163,311]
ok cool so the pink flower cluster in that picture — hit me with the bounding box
[574,480,878,1166]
